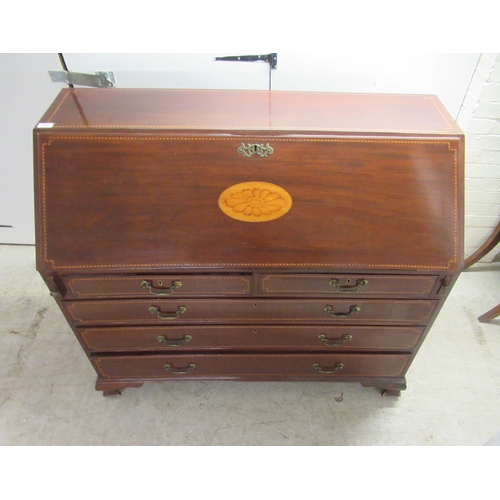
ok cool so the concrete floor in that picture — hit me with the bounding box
[1,244,499,446]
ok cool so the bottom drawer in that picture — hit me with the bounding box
[93,353,411,380]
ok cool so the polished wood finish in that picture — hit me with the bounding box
[34,89,464,397]
[62,274,252,299]
[36,88,462,134]
[79,325,424,352]
[36,135,462,273]
[478,303,500,323]
[92,353,412,380]
[64,298,438,325]
[259,274,439,296]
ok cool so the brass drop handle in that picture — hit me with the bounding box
[324,305,360,317]
[141,280,182,296]
[164,363,195,374]
[313,362,344,374]
[318,333,353,346]
[329,278,368,293]
[157,334,192,346]
[149,305,187,320]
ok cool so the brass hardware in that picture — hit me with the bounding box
[313,362,344,374]
[238,143,274,158]
[318,333,353,346]
[141,279,182,296]
[157,334,192,346]
[148,305,187,320]
[328,278,368,293]
[324,305,360,317]
[164,363,195,374]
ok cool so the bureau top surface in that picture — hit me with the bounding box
[37,88,461,135]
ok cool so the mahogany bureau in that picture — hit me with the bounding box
[33,88,464,396]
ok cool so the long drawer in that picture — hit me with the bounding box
[93,353,412,380]
[62,274,252,299]
[259,274,439,296]
[65,298,438,325]
[80,325,424,352]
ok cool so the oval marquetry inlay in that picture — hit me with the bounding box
[218,181,293,223]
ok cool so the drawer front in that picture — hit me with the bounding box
[63,274,252,299]
[93,353,411,380]
[260,274,438,296]
[81,325,424,352]
[65,299,438,325]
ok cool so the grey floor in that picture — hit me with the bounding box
[1,244,500,446]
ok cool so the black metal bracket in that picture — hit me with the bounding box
[214,53,277,70]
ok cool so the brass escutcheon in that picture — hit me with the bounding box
[237,143,274,158]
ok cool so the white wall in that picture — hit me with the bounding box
[0,53,481,246]
[457,53,500,262]
[62,53,478,117]
[0,54,66,244]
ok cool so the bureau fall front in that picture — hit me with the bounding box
[34,89,464,396]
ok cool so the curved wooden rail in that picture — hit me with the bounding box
[466,221,500,322]
[465,222,500,268]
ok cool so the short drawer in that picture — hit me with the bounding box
[80,325,424,352]
[62,274,252,299]
[260,274,439,296]
[93,353,411,380]
[65,298,438,325]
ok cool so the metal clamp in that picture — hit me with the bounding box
[214,53,277,69]
[49,70,115,88]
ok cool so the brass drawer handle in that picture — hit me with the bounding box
[164,363,195,374]
[324,305,360,317]
[157,334,192,346]
[329,278,368,293]
[313,362,344,374]
[141,280,182,296]
[149,305,187,320]
[318,333,353,346]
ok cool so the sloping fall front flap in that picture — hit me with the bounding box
[36,135,463,273]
